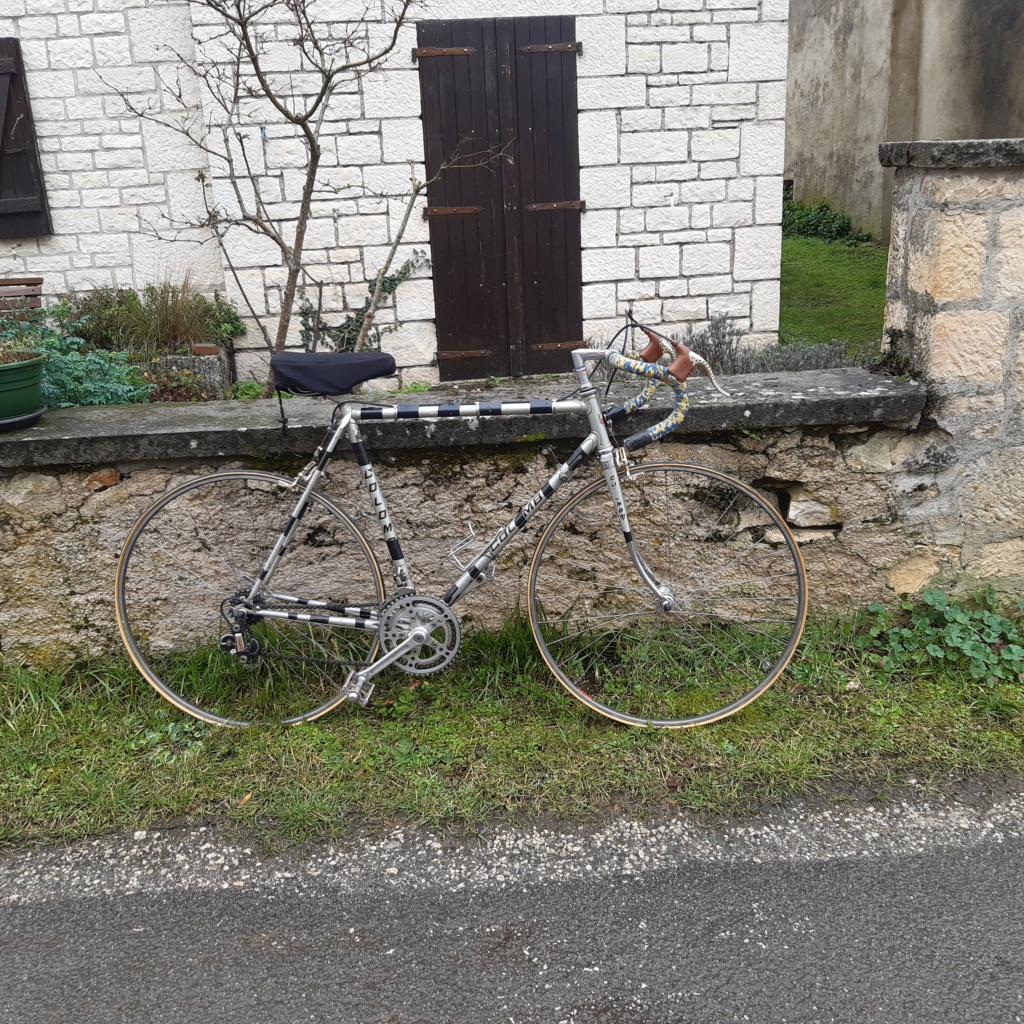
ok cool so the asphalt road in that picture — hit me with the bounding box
[2,793,1023,1024]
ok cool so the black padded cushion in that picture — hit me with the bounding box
[270,351,397,396]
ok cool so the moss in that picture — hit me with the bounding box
[242,456,318,476]
[367,447,472,488]
[491,445,542,475]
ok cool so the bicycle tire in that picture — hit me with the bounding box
[528,462,807,728]
[115,470,384,727]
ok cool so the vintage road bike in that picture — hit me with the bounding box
[115,317,808,729]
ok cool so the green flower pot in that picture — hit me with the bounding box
[0,352,46,432]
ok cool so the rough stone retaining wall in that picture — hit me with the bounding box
[0,366,951,665]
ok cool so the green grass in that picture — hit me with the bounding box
[780,237,889,357]
[2,614,1022,851]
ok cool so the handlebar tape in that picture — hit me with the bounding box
[604,379,658,423]
[605,351,690,452]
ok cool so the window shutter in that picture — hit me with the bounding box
[416,17,583,380]
[0,38,52,239]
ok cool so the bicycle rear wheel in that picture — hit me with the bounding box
[528,463,807,728]
[115,470,384,727]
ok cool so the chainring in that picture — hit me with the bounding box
[377,594,462,676]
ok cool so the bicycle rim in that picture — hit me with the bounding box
[115,470,384,727]
[528,463,807,728]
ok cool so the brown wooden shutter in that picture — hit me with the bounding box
[0,39,52,239]
[417,17,583,381]
[513,16,584,375]
[417,19,513,380]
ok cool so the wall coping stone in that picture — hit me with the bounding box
[0,368,926,472]
[879,138,1024,169]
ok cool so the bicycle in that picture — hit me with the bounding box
[115,316,808,729]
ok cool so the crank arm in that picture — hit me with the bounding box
[341,625,428,706]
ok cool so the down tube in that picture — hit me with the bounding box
[442,434,599,606]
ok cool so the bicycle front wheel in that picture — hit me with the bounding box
[116,470,384,727]
[528,463,807,728]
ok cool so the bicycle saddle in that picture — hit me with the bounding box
[270,351,397,396]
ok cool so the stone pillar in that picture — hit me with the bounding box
[880,139,1024,592]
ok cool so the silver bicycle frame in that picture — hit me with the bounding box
[241,349,666,626]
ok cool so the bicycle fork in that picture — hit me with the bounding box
[580,372,677,615]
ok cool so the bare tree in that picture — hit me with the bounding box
[114,0,417,360]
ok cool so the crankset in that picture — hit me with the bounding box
[377,594,462,675]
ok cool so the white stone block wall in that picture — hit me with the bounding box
[2,0,787,382]
[0,0,224,295]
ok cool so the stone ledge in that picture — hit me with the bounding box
[879,138,1024,169]
[0,368,926,471]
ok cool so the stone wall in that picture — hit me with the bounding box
[0,0,224,293]
[786,0,1024,240]
[0,365,937,665]
[2,0,789,385]
[879,139,1024,593]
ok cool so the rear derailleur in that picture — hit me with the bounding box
[219,602,260,664]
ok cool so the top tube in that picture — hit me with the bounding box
[349,397,591,423]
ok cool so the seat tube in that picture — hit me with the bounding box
[345,418,414,591]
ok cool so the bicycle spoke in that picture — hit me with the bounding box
[529,464,806,727]
[117,471,383,727]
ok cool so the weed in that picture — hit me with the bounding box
[397,381,432,394]
[232,380,268,400]
[127,712,211,764]
[141,366,213,402]
[858,588,1024,685]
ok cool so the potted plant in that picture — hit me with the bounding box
[0,347,46,431]
[0,300,47,431]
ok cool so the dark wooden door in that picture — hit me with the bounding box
[416,17,583,380]
[0,39,51,239]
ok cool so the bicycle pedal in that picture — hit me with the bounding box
[341,671,375,707]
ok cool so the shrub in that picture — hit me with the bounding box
[42,341,152,408]
[58,276,246,358]
[782,186,871,244]
[670,316,861,375]
[52,288,141,350]
[0,308,151,408]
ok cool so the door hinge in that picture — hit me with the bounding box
[0,197,42,214]
[519,42,582,55]
[526,200,587,212]
[436,349,493,360]
[423,205,485,219]
[413,46,476,61]
[529,340,586,351]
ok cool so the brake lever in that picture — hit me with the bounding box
[688,351,731,397]
[638,325,730,397]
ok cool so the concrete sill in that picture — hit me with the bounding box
[0,367,927,471]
